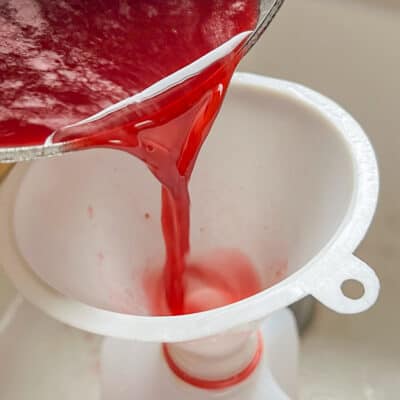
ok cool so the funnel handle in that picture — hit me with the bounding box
[306,255,379,314]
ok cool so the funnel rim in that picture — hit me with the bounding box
[0,73,379,342]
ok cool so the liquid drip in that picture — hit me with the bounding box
[1,0,261,314]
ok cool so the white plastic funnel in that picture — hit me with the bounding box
[0,73,379,343]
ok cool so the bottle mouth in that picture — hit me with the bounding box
[162,331,263,390]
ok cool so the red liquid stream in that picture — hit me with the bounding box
[0,1,261,314]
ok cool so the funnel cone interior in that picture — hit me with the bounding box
[12,82,354,316]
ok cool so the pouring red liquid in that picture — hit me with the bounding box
[0,1,261,314]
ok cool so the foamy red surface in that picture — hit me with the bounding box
[0,0,258,146]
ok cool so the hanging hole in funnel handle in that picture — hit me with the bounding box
[341,279,365,300]
[307,255,380,314]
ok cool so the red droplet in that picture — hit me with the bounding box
[87,205,94,220]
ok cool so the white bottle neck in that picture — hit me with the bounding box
[164,328,261,383]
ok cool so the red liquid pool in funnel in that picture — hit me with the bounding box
[1,1,261,314]
[145,249,261,316]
